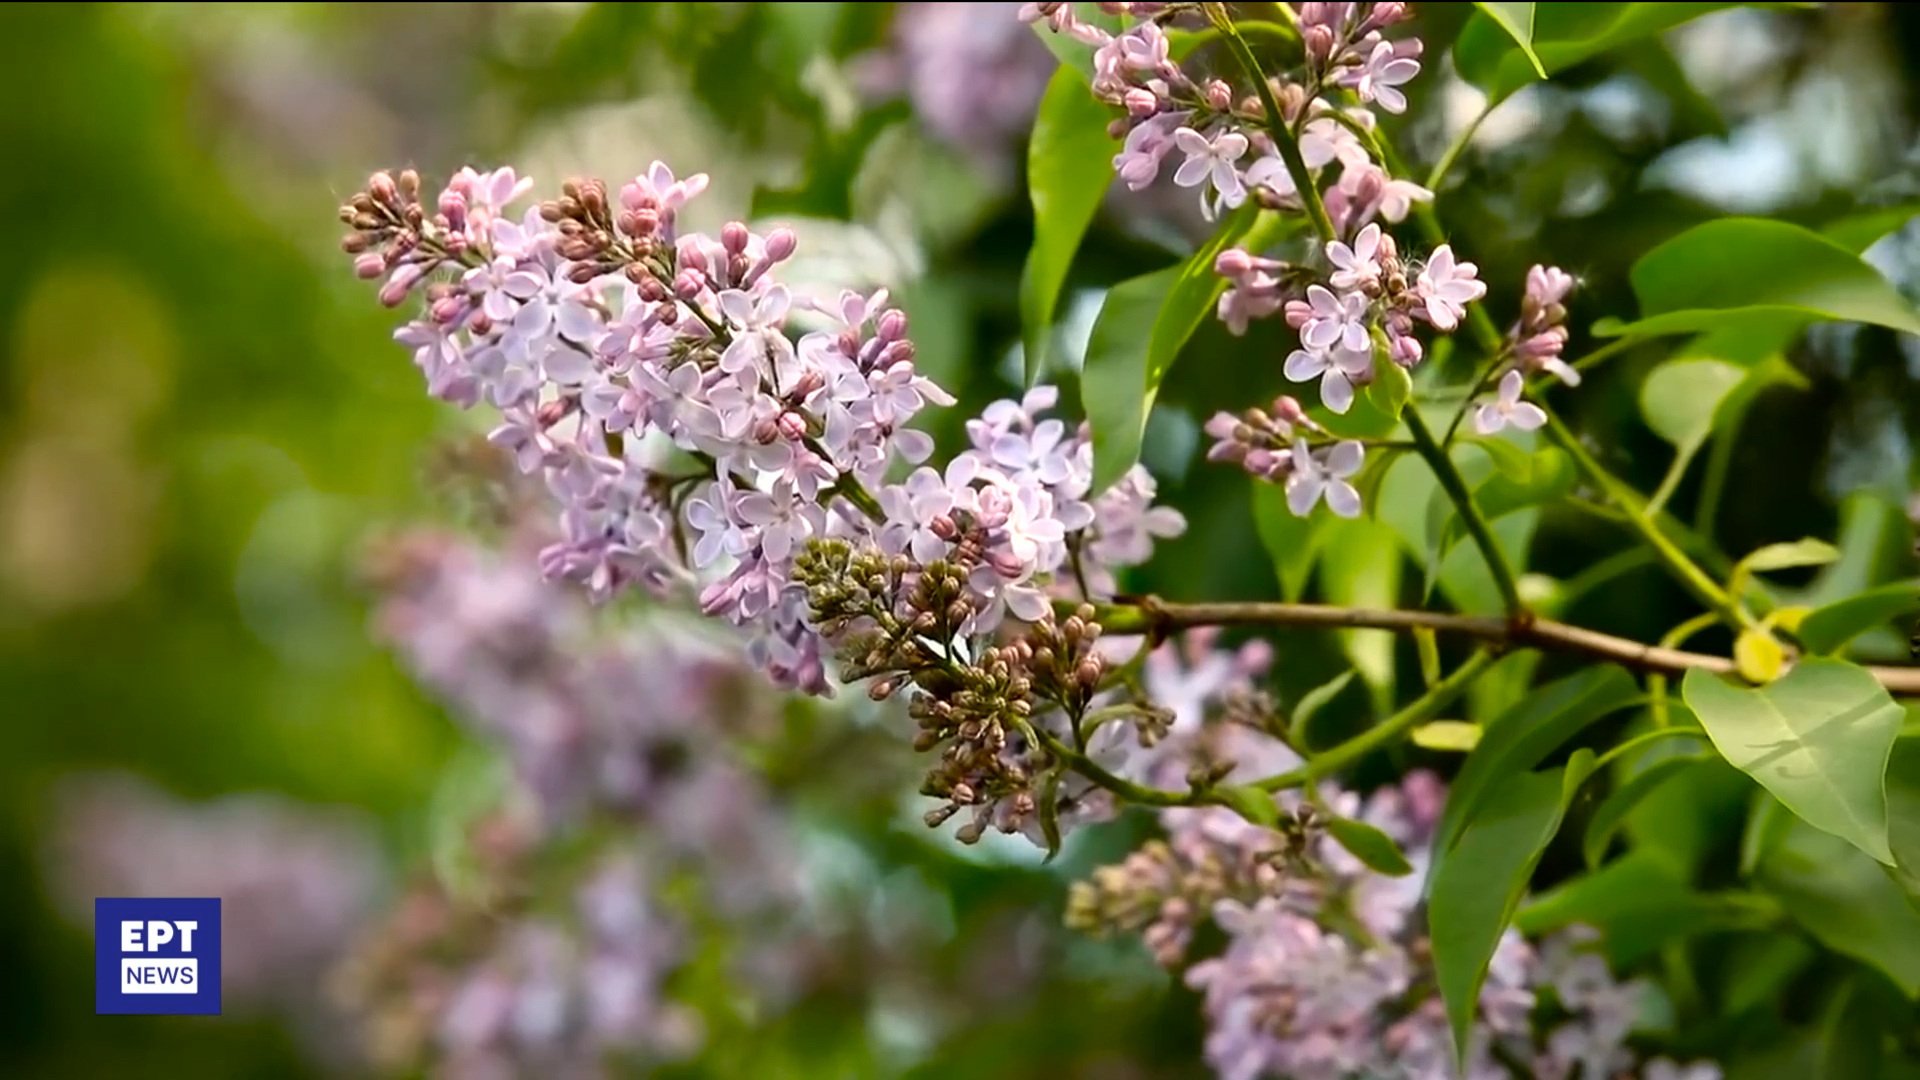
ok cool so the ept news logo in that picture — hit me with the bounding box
[94,898,222,1015]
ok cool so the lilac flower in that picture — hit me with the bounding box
[1475,369,1549,435]
[1286,438,1365,518]
[1172,127,1250,217]
[1346,39,1422,113]
[1284,341,1375,415]
[1415,244,1487,330]
[1300,284,1372,353]
[1327,223,1386,292]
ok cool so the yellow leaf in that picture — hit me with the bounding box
[1413,721,1483,752]
[1735,629,1786,685]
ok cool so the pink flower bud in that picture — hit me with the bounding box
[789,369,824,398]
[764,227,797,261]
[368,171,398,205]
[721,221,750,255]
[1272,396,1310,426]
[1215,248,1253,279]
[676,238,708,275]
[1205,79,1234,111]
[353,252,387,279]
[673,270,705,302]
[753,416,783,444]
[1124,88,1159,117]
[879,340,915,367]
[1283,299,1312,330]
[876,309,908,342]
[990,549,1027,578]
[777,411,809,441]
[1304,26,1337,68]
[430,296,465,325]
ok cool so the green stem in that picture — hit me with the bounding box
[1570,337,1635,373]
[1030,726,1204,808]
[1541,409,1751,630]
[1404,407,1525,616]
[1694,416,1744,543]
[1425,99,1493,191]
[1256,650,1498,790]
[1592,723,1705,772]
[1648,611,1720,728]
[1215,16,1337,243]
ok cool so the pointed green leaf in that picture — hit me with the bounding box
[1682,660,1902,865]
[1885,736,1920,901]
[1640,358,1747,449]
[1471,3,1547,77]
[1602,218,1920,341]
[1083,266,1180,493]
[1147,208,1294,390]
[1429,665,1641,886]
[1413,721,1484,752]
[1737,538,1843,577]
[1020,66,1118,385]
[1432,752,1595,1069]
[1758,815,1920,997]
[1798,582,1920,655]
[1454,3,1745,107]
[1583,752,1710,869]
[1517,849,1764,967]
[1319,517,1403,698]
[1037,765,1066,862]
[1325,815,1414,876]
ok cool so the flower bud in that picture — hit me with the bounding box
[876,309,908,342]
[672,269,704,302]
[753,417,783,444]
[430,296,465,325]
[1205,79,1234,111]
[353,252,387,279]
[776,411,809,441]
[764,227,798,261]
[1214,247,1253,279]
[1123,87,1159,117]
[368,171,398,205]
[721,221,750,255]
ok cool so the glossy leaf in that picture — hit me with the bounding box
[1758,816,1920,997]
[1470,3,1547,77]
[1601,218,1920,341]
[1453,3,1741,106]
[1325,816,1414,877]
[1640,358,1746,449]
[1583,753,1709,869]
[1432,753,1594,1068]
[1429,665,1641,884]
[1682,660,1902,865]
[1082,266,1180,494]
[1019,66,1119,385]
[1736,537,1843,578]
[1799,581,1920,655]
[1147,208,1292,390]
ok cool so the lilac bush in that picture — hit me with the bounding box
[327,2,1920,1077]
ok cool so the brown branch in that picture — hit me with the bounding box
[1085,599,1920,696]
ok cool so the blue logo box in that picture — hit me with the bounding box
[95,898,222,1016]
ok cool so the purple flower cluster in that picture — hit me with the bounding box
[346,529,826,1076]
[1067,634,1723,1080]
[341,165,1186,698]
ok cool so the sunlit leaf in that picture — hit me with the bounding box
[1083,266,1179,493]
[1682,660,1902,865]
[1640,358,1746,449]
[1601,218,1920,341]
[1470,3,1547,76]
[1453,3,1741,106]
[1020,66,1119,385]
[1413,721,1484,752]
[1215,783,1282,827]
[1252,481,1325,601]
[1797,582,1920,655]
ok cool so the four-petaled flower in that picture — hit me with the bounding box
[1287,439,1365,519]
[1172,127,1249,217]
[1474,370,1548,436]
[1415,246,1486,331]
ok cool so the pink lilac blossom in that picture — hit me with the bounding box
[1067,634,1724,1080]
[342,164,1186,701]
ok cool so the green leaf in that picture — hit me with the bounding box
[1740,791,1796,878]
[1453,3,1741,106]
[1718,933,1818,1017]
[1147,208,1293,391]
[1470,3,1548,77]
[1413,721,1484,752]
[1429,665,1641,885]
[1020,66,1118,385]
[1319,517,1403,699]
[1433,443,1574,564]
[1517,849,1768,966]
[1215,784,1281,827]
[1602,218,1920,341]
[1816,975,1886,1080]
[1885,736,1920,901]
[1082,266,1180,493]
[1758,815,1920,997]
[1432,753,1595,1068]
[1325,816,1414,876]
[1037,765,1066,862]
[1365,361,1414,424]
[1290,669,1357,748]
[1252,481,1324,601]
[1738,538,1843,577]
[1799,581,1920,655]
[1682,660,1903,866]
[1315,366,1409,440]
[1640,358,1748,449]
[1583,752,1710,869]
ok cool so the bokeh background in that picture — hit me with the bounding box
[4,2,1920,1076]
